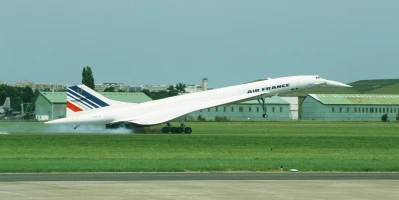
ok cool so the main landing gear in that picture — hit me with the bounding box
[258,98,268,118]
[161,123,192,134]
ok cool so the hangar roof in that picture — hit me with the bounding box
[239,96,289,105]
[282,79,399,97]
[40,92,152,104]
[348,79,399,93]
[309,94,399,105]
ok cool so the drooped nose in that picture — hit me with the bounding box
[324,79,352,87]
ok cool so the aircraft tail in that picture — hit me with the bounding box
[3,97,10,107]
[67,84,131,117]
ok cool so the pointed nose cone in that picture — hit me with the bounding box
[325,80,352,87]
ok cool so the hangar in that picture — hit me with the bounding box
[302,94,399,121]
[282,78,399,119]
[35,91,152,121]
[187,96,295,121]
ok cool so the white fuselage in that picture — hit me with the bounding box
[47,75,349,126]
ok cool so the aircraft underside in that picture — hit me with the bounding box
[104,98,271,134]
[105,122,193,134]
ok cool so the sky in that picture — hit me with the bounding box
[1,0,398,88]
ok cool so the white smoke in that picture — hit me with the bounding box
[45,124,133,134]
[0,123,134,134]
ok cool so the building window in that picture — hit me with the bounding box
[370,108,374,113]
[257,107,259,112]
[249,107,252,112]
[216,107,218,112]
[231,107,234,112]
[347,108,349,112]
[354,108,357,113]
[208,108,210,112]
[366,108,368,113]
[239,107,243,112]
[362,108,364,113]
[224,107,226,112]
[332,108,334,112]
[272,107,275,112]
[339,107,342,113]
[280,107,282,112]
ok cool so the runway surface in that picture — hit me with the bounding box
[1,173,398,200]
[1,172,399,181]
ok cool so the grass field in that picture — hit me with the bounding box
[0,121,398,172]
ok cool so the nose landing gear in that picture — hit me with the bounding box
[258,98,268,118]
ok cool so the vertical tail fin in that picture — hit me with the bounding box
[3,97,10,107]
[66,85,130,117]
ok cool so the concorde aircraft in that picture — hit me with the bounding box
[45,75,351,133]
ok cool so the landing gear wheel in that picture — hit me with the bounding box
[161,127,170,134]
[177,127,183,134]
[184,127,192,134]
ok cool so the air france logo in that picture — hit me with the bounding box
[247,83,290,94]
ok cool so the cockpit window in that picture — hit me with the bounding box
[315,76,321,79]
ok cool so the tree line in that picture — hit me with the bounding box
[142,83,186,100]
[0,85,38,111]
[0,66,186,112]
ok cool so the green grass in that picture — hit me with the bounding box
[0,121,398,172]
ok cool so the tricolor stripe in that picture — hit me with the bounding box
[67,93,97,109]
[67,101,83,112]
[67,97,92,110]
[68,86,110,107]
[67,89,101,109]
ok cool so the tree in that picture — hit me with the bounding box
[167,85,178,96]
[82,66,95,90]
[175,83,186,93]
[0,85,38,111]
[381,114,388,122]
[81,67,86,85]
[141,83,187,100]
[104,87,115,92]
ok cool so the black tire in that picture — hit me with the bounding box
[184,127,192,134]
[171,127,177,134]
[161,127,170,134]
[177,127,183,134]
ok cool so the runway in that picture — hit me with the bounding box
[1,173,398,200]
[1,172,399,181]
